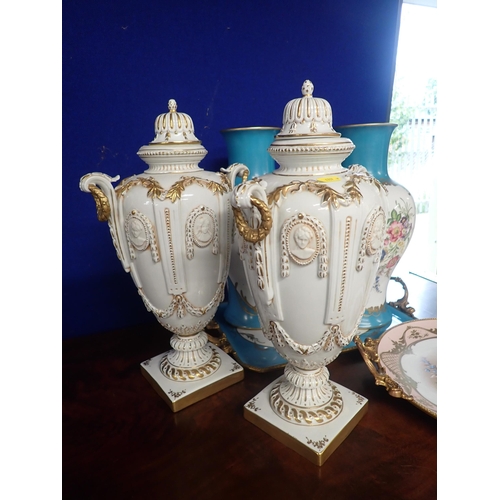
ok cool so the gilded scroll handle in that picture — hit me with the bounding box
[79,172,131,272]
[88,184,111,221]
[221,162,249,187]
[354,335,413,401]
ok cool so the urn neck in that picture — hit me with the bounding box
[268,136,355,176]
[142,163,203,174]
[137,143,207,173]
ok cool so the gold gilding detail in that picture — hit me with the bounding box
[88,184,111,222]
[148,140,201,145]
[343,176,363,205]
[365,304,386,314]
[233,196,273,244]
[205,321,236,356]
[269,380,343,425]
[338,217,352,314]
[388,277,416,317]
[355,335,414,401]
[218,172,232,191]
[269,321,339,356]
[159,348,222,381]
[139,282,225,319]
[267,180,350,209]
[115,175,229,202]
[244,399,367,466]
[116,176,164,199]
[166,176,229,203]
[141,362,244,413]
[346,165,387,198]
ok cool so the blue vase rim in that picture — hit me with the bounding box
[335,122,398,129]
[221,126,281,133]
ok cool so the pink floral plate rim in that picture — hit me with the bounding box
[377,318,437,418]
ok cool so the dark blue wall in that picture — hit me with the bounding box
[63,0,402,338]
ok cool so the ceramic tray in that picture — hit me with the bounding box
[355,318,437,418]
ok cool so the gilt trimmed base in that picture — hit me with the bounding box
[244,376,368,466]
[141,345,244,412]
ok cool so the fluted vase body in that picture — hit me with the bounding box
[80,100,245,392]
[81,168,234,340]
[335,124,416,332]
[232,82,388,426]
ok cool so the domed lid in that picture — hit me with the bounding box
[150,99,201,144]
[137,99,207,173]
[268,81,355,175]
[277,80,339,137]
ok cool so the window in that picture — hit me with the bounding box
[388,0,437,282]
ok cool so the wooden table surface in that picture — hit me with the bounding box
[63,275,437,499]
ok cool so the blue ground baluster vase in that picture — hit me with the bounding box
[219,127,286,370]
[335,123,416,336]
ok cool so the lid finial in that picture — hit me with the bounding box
[301,80,314,97]
[168,99,177,112]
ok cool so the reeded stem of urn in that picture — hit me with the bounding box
[269,364,344,426]
[160,331,221,381]
[280,364,333,407]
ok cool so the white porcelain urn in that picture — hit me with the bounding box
[80,99,244,412]
[231,81,388,465]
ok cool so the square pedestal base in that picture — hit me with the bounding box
[244,377,368,466]
[141,345,244,412]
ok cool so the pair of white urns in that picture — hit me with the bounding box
[80,81,389,465]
